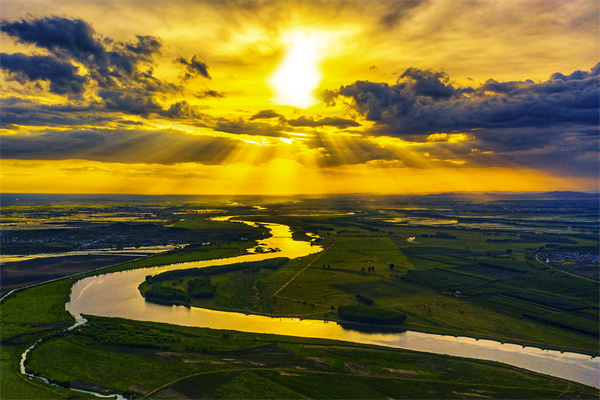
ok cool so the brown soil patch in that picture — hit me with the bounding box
[279,371,301,376]
[384,367,418,376]
[344,361,371,375]
[70,379,116,395]
[452,390,493,398]
[157,352,182,357]
[128,384,150,394]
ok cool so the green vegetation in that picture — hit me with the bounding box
[2,195,599,399]
[145,258,289,284]
[187,276,217,299]
[141,258,290,307]
[1,280,96,400]
[24,316,599,399]
[145,286,190,304]
[151,209,598,354]
[338,305,407,325]
[99,241,258,274]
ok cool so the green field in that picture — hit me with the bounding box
[24,316,599,399]
[0,280,96,400]
[138,215,598,353]
[2,197,598,398]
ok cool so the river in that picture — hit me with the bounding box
[66,220,600,388]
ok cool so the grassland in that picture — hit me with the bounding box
[0,279,96,400]
[142,212,599,354]
[2,196,598,399]
[25,316,598,399]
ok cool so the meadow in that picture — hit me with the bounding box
[139,208,599,354]
[2,195,599,398]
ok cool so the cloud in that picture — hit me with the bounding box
[332,64,599,135]
[286,116,360,128]
[213,117,285,137]
[175,55,210,79]
[0,52,87,94]
[0,128,240,165]
[1,16,181,104]
[0,16,104,62]
[248,109,284,120]
[195,90,225,99]
[97,90,164,117]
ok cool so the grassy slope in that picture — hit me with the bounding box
[0,280,96,400]
[27,316,598,399]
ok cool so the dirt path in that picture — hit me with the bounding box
[535,252,598,283]
[272,238,337,298]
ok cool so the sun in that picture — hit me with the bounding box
[269,32,325,108]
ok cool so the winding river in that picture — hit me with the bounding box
[65,221,599,388]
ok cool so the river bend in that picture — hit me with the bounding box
[66,221,600,388]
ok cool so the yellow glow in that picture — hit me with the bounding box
[270,32,325,108]
[2,159,594,195]
[427,133,472,143]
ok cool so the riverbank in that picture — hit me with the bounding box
[23,314,600,399]
[138,294,600,357]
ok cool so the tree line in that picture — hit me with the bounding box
[338,305,407,325]
[145,257,289,284]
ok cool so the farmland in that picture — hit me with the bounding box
[1,193,599,398]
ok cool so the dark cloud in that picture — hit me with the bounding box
[332,64,600,135]
[324,64,600,177]
[213,118,285,137]
[195,90,225,99]
[124,35,162,61]
[287,116,360,128]
[0,17,104,62]
[0,52,86,95]
[175,55,210,79]
[398,67,461,99]
[249,109,284,120]
[0,128,240,165]
[0,15,184,113]
[320,89,338,107]
[1,17,164,85]
[163,101,209,121]
[97,90,164,117]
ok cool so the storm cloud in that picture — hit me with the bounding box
[175,55,211,79]
[333,64,599,135]
[0,52,86,94]
[1,16,182,110]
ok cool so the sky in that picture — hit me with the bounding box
[1,0,598,195]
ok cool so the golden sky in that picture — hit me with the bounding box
[1,0,599,194]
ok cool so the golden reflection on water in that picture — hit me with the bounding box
[67,220,600,388]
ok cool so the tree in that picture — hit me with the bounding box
[389,263,394,269]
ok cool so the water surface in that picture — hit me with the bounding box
[67,221,600,388]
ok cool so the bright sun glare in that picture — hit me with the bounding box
[270,33,324,108]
